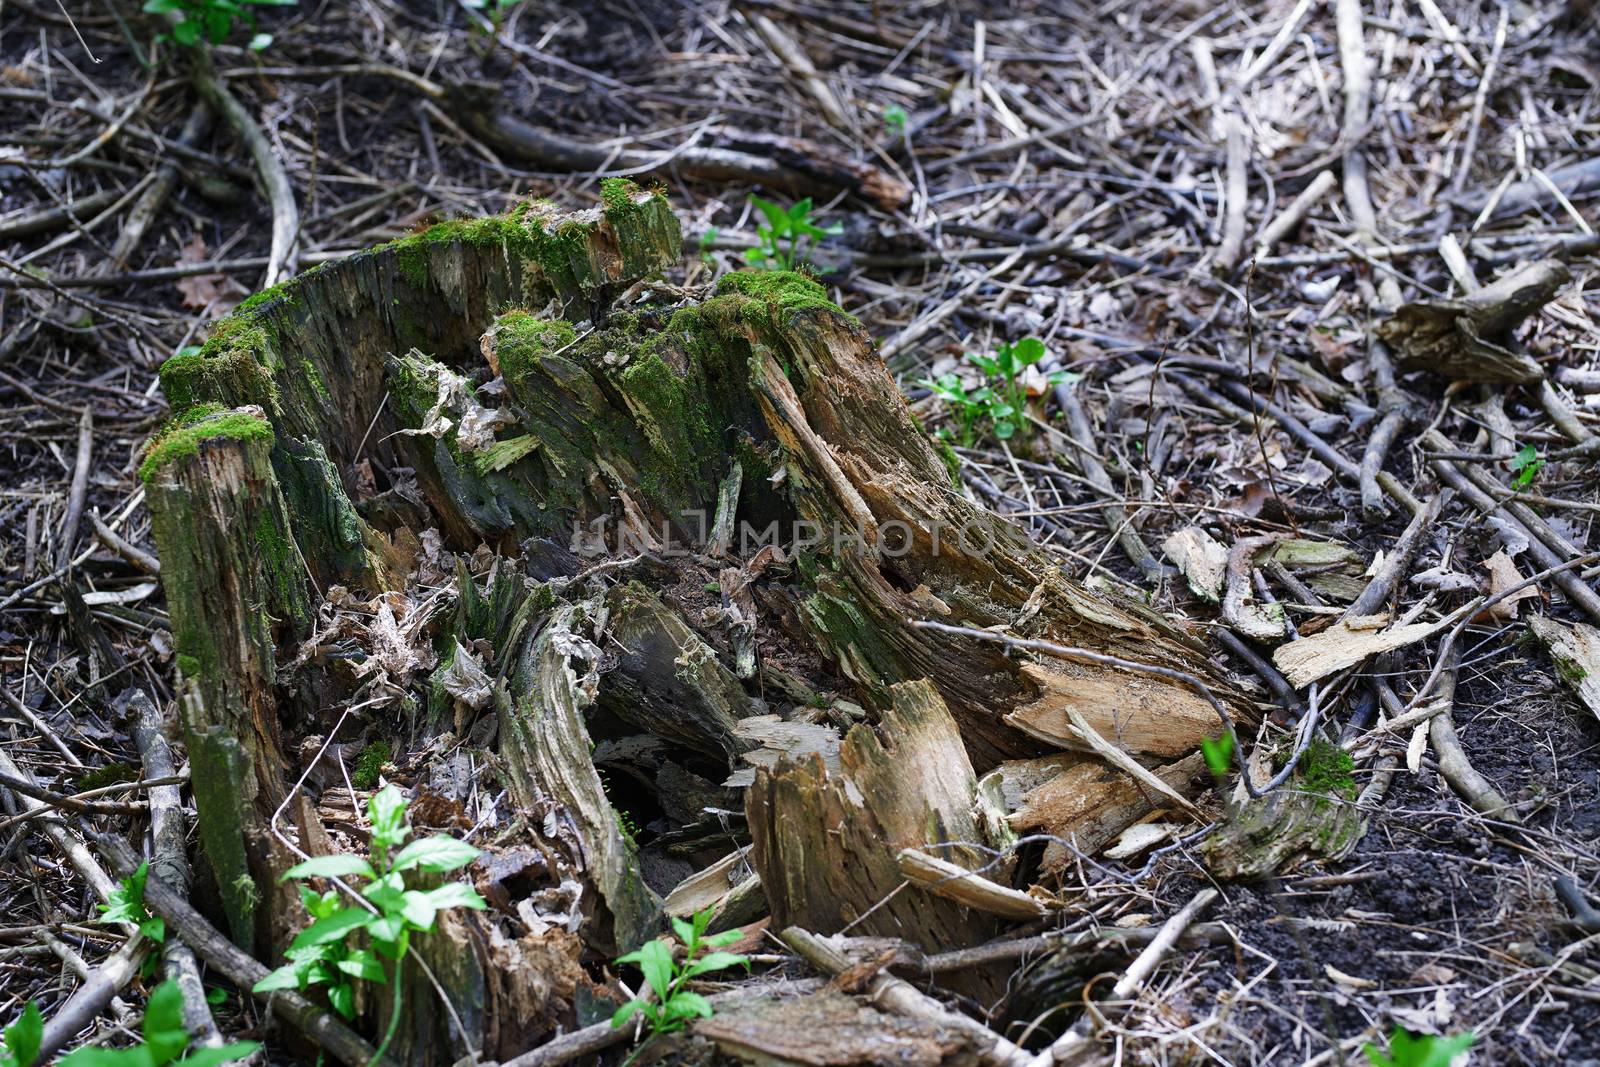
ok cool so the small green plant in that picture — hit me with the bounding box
[59,981,257,1067]
[745,196,841,271]
[1510,443,1543,490]
[99,860,166,944]
[883,104,909,138]
[611,909,750,1043]
[1200,731,1235,779]
[1,1003,42,1067]
[255,786,486,1063]
[1364,1028,1475,1067]
[920,337,1067,444]
[697,226,719,266]
[143,0,294,50]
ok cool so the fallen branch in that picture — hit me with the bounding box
[1427,645,1519,821]
[186,51,298,285]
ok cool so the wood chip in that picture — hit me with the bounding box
[1273,615,1451,688]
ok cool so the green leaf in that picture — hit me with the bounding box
[617,939,675,1000]
[3,1002,43,1067]
[1200,732,1234,778]
[288,907,371,951]
[251,962,306,993]
[283,853,376,883]
[610,1000,646,1029]
[1363,1029,1475,1067]
[203,988,226,1007]
[142,0,183,10]
[1013,337,1047,365]
[750,196,785,230]
[669,915,695,947]
[367,914,407,952]
[177,1043,259,1067]
[172,19,201,45]
[787,198,814,221]
[140,982,190,1065]
[704,929,743,948]
[420,883,487,911]
[398,890,438,931]
[391,836,479,873]
[335,950,387,983]
[662,991,713,1021]
[681,951,749,979]
[248,33,273,50]
[367,785,409,846]
[326,983,355,1021]
[993,421,1016,440]
[139,917,166,943]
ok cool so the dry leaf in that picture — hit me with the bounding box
[1481,550,1538,621]
[1162,526,1227,601]
[174,233,237,311]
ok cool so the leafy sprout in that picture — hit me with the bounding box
[883,104,909,138]
[59,982,257,1067]
[98,860,166,944]
[142,0,295,51]
[1363,1028,1475,1067]
[919,337,1069,445]
[1200,731,1235,780]
[612,908,750,1044]
[1,1003,42,1067]
[254,786,485,1064]
[1510,443,1543,490]
[745,196,841,271]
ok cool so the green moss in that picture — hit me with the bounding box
[236,280,295,313]
[600,176,636,215]
[139,410,275,483]
[176,653,201,677]
[158,318,279,415]
[1298,739,1356,799]
[492,310,577,390]
[715,269,854,329]
[74,763,138,790]
[353,740,392,789]
[301,358,330,401]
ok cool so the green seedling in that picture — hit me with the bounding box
[1,1003,42,1067]
[1510,443,1543,490]
[143,0,294,50]
[1364,1028,1475,1067]
[883,104,909,138]
[99,860,166,944]
[59,981,257,1067]
[1200,731,1235,780]
[612,908,750,1046]
[698,225,719,266]
[255,786,486,1064]
[745,196,841,271]
[920,337,1069,444]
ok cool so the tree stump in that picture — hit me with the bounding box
[143,182,1253,1063]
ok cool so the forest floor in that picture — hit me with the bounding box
[3,1,1600,1065]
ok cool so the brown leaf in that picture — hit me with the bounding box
[1481,550,1538,621]
[174,233,237,311]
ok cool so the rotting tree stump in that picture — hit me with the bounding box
[141,183,1255,1064]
